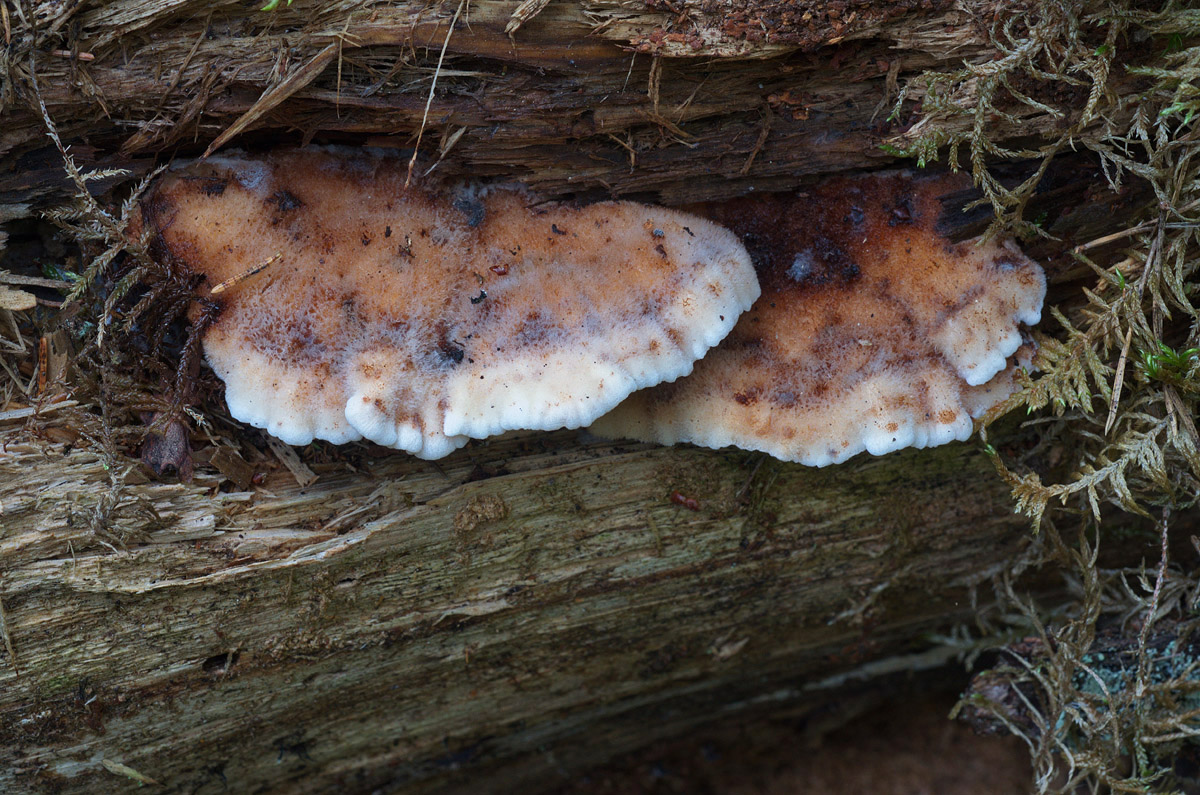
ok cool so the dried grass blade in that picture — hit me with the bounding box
[203,43,338,158]
[406,0,467,188]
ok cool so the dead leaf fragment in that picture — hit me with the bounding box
[0,285,36,311]
[140,412,194,482]
[101,758,161,786]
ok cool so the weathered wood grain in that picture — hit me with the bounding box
[0,0,1130,213]
[2,418,1060,794]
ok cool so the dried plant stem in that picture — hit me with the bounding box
[1104,326,1132,436]
[1135,508,1171,703]
[208,252,282,295]
[405,0,466,189]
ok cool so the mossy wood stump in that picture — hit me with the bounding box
[0,0,1180,792]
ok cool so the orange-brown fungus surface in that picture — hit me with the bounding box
[137,148,758,458]
[591,172,1045,466]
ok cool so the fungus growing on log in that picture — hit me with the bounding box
[135,149,758,459]
[591,173,1046,466]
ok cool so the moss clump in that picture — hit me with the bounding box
[0,80,217,548]
[888,1,1200,790]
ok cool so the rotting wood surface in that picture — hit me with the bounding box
[0,422,1050,794]
[0,159,1175,789]
[0,406,1185,794]
[1,0,1127,215]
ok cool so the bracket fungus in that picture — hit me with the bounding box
[136,148,758,459]
[591,173,1047,466]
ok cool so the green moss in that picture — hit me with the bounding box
[36,674,79,701]
[888,1,1200,790]
[890,0,1200,527]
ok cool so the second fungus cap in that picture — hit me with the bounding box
[591,172,1047,465]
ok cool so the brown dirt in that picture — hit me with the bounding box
[556,690,1031,794]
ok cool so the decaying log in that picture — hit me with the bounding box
[0,0,1179,791]
[1,0,1132,214]
[0,400,1185,793]
[0,422,1074,793]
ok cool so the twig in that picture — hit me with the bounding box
[734,455,767,502]
[0,271,74,290]
[606,132,636,171]
[50,49,95,61]
[1134,508,1171,704]
[740,102,772,176]
[334,12,356,116]
[1073,224,1150,254]
[151,14,210,116]
[673,75,707,119]
[1135,210,1167,297]
[422,126,468,177]
[505,0,551,36]
[622,52,637,92]
[647,55,662,116]
[208,252,282,296]
[203,43,338,158]
[0,399,78,422]
[1072,199,1200,254]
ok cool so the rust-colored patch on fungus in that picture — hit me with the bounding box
[136,148,758,459]
[591,172,1045,466]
